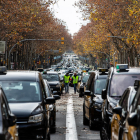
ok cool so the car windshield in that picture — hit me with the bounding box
[82,75,89,83]
[110,75,140,96]
[0,81,41,103]
[94,79,107,94]
[77,73,82,76]
[42,74,59,81]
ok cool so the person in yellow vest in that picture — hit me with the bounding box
[64,73,70,94]
[72,72,79,94]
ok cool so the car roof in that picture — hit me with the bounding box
[0,71,40,81]
[113,68,140,75]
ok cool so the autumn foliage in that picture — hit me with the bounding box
[0,0,72,69]
[73,0,140,66]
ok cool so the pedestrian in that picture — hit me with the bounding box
[72,72,79,94]
[64,73,70,94]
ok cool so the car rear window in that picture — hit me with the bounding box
[42,74,59,81]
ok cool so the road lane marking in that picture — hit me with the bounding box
[66,96,78,140]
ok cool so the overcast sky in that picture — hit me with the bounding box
[50,0,89,36]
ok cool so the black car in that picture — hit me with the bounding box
[0,86,18,140]
[43,79,60,133]
[77,73,90,97]
[42,71,63,95]
[83,69,108,130]
[101,64,140,140]
[0,69,55,140]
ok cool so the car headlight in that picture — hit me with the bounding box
[56,84,60,87]
[28,113,43,123]
[94,103,102,109]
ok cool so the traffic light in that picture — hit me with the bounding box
[61,37,64,44]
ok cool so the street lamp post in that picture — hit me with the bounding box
[8,38,63,69]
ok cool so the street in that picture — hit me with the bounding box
[51,87,100,140]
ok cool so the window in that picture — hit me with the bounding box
[94,79,107,94]
[121,90,130,111]
[42,74,59,81]
[110,75,140,97]
[0,81,41,102]
[1,96,9,120]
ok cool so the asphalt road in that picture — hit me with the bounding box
[51,87,101,140]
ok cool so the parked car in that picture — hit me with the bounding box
[43,79,60,133]
[42,71,64,95]
[101,64,140,140]
[111,85,136,140]
[83,69,108,130]
[120,80,140,140]
[0,85,18,140]
[0,69,55,140]
[77,73,90,97]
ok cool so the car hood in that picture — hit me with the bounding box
[9,102,42,118]
[94,94,103,103]
[47,81,60,85]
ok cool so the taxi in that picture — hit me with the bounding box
[121,80,140,140]
[0,84,18,140]
[101,64,140,140]
[77,73,89,97]
[0,67,55,140]
[111,85,136,140]
[83,69,108,129]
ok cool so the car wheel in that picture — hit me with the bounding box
[89,111,94,130]
[100,123,110,140]
[51,127,56,133]
[83,104,88,125]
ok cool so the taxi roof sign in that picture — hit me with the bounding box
[0,66,7,73]
[116,64,128,70]
[99,68,108,73]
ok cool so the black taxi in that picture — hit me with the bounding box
[0,68,55,140]
[83,69,108,129]
[121,80,140,140]
[111,85,136,140]
[43,79,60,133]
[42,71,63,95]
[101,64,140,140]
[0,84,18,140]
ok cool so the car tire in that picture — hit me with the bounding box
[100,123,110,140]
[83,104,88,125]
[51,127,56,133]
[89,111,94,130]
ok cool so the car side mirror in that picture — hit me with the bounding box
[102,89,107,99]
[128,112,138,127]
[84,90,91,96]
[53,95,60,100]
[113,107,122,116]
[46,97,55,104]
[8,113,16,127]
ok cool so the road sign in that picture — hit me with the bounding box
[0,41,5,54]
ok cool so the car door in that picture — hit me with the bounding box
[113,90,130,140]
[1,93,12,140]
[85,73,95,119]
